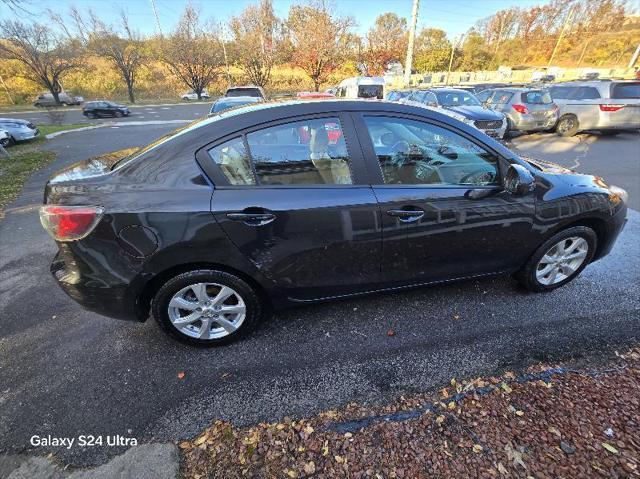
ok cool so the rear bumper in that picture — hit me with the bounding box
[50,252,143,321]
[510,114,557,131]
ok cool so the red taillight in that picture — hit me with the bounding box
[39,205,104,241]
[512,104,529,114]
[599,104,624,112]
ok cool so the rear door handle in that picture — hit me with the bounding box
[386,208,425,223]
[226,211,276,226]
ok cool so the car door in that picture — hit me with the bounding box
[352,112,537,285]
[199,113,382,301]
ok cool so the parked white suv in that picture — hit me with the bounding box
[181,90,210,101]
[548,80,640,136]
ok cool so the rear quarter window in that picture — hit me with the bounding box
[611,82,640,99]
[522,91,552,104]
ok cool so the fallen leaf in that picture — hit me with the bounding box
[304,425,314,435]
[304,462,316,474]
[473,444,483,453]
[602,442,619,454]
[220,372,231,379]
[448,401,456,410]
[334,455,345,463]
[505,442,526,469]
[548,426,561,437]
[436,415,446,424]
[322,440,329,456]
[453,314,460,320]
[193,435,207,446]
[515,410,525,416]
[344,432,353,438]
[285,469,297,478]
[497,462,508,475]
[501,382,512,394]
[177,371,186,380]
[386,329,395,337]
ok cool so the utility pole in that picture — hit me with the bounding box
[445,34,463,86]
[149,0,163,37]
[628,43,640,69]
[547,5,574,67]
[403,0,420,87]
[219,23,232,86]
[576,38,592,68]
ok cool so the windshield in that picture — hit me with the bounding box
[358,85,383,99]
[212,98,258,113]
[435,91,481,107]
[226,88,261,97]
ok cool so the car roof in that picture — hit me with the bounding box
[216,96,261,102]
[426,88,471,93]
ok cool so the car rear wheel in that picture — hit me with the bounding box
[114,111,124,118]
[152,269,262,346]
[0,137,9,147]
[516,226,597,292]
[556,114,579,137]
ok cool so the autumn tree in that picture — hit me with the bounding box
[162,5,223,99]
[229,0,283,88]
[456,31,492,71]
[364,13,407,75]
[0,21,81,104]
[413,28,451,72]
[90,13,147,103]
[286,1,353,91]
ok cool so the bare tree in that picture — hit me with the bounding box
[0,21,81,105]
[286,1,353,91]
[162,5,224,100]
[90,12,146,104]
[229,0,283,88]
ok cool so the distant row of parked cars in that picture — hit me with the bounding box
[386,79,640,138]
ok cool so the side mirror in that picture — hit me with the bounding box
[504,164,535,195]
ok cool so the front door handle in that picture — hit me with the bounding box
[226,211,276,226]
[386,207,425,223]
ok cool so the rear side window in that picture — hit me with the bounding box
[210,118,353,186]
[576,87,600,99]
[491,90,513,104]
[612,82,640,99]
[247,118,352,185]
[208,138,255,185]
[522,91,552,104]
[358,85,383,99]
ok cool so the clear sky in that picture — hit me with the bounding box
[3,0,554,39]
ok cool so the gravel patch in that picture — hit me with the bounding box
[181,348,640,478]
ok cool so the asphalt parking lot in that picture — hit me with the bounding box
[0,115,638,468]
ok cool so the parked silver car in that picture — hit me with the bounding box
[547,81,640,136]
[476,88,558,137]
[34,92,83,107]
[0,128,9,147]
[0,119,39,145]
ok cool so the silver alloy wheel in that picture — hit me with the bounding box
[535,236,589,286]
[167,282,246,340]
[557,117,576,134]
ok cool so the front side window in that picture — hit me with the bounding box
[208,137,255,185]
[576,87,600,100]
[475,90,494,103]
[549,86,578,100]
[363,116,500,187]
[491,90,514,104]
[246,118,352,186]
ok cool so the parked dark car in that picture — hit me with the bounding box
[40,100,628,346]
[82,101,130,118]
[385,90,411,101]
[402,88,508,138]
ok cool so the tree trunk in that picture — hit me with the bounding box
[313,79,321,92]
[127,81,135,103]
[51,90,61,105]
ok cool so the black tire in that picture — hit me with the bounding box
[516,226,597,292]
[114,111,124,118]
[600,131,620,137]
[0,137,9,148]
[6,135,16,147]
[556,114,579,137]
[152,269,262,346]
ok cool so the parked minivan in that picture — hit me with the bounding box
[40,100,627,346]
[548,81,640,136]
[335,77,385,100]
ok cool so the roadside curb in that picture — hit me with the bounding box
[45,120,192,139]
[3,443,179,479]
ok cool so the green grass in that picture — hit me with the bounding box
[0,148,55,216]
[38,123,90,137]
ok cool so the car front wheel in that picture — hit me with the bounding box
[516,226,597,292]
[152,269,262,346]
